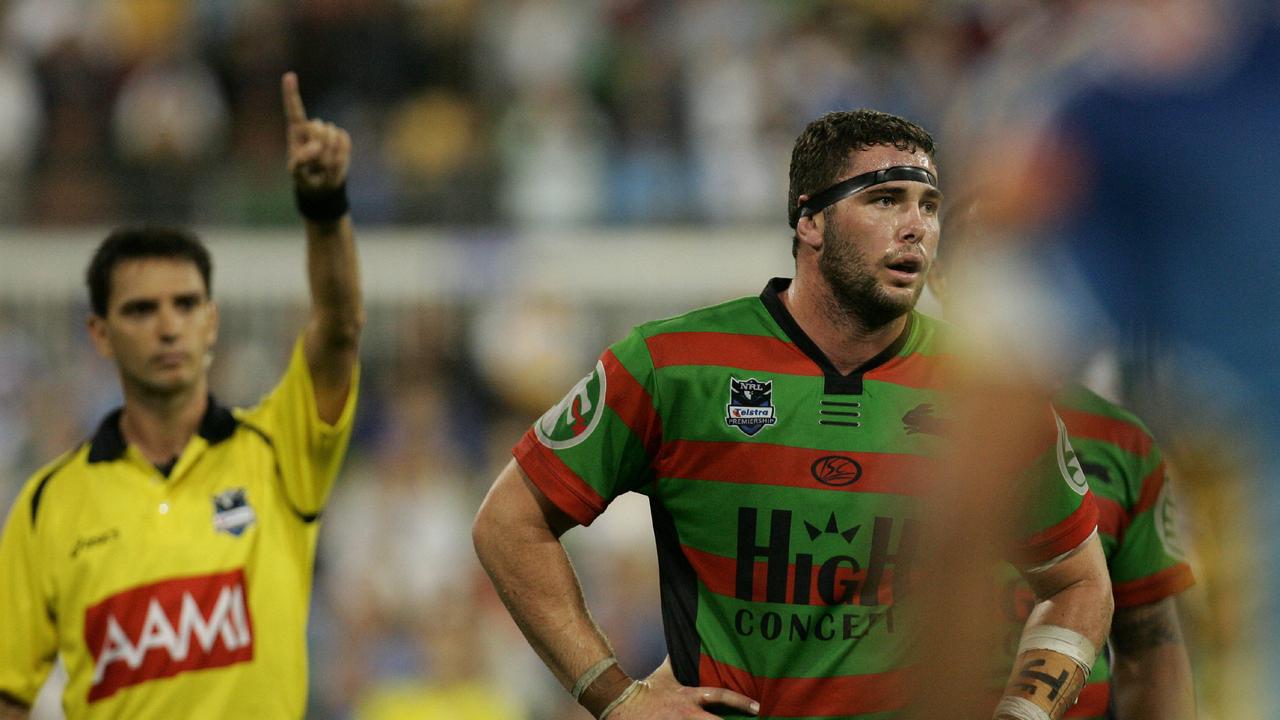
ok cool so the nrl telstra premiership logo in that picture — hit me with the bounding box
[726,377,777,436]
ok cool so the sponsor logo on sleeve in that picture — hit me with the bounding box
[726,378,777,436]
[1155,478,1187,561]
[212,488,255,537]
[83,569,254,702]
[535,360,608,450]
[1052,411,1089,495]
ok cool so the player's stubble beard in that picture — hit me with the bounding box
[819,213,924,330]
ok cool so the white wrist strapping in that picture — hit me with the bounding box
[599,679,642,719]
[572,657,618,701]
[1018,625,1097,672]
[994,696,1051,720]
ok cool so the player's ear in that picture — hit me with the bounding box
[795,196,823,254]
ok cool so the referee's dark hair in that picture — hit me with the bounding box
[788,109,936,257]
[86,226,213,317]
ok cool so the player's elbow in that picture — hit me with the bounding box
[472,488,509,572]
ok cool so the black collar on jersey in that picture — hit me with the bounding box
[87,396,239,463]
[793,165,938,228]
[759,277,913,395]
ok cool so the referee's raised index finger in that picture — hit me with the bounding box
[281,72,307,126]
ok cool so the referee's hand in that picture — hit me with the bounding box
[282,71,350,193]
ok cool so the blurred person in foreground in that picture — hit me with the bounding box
[473,109,1112,720]
[931,199,1196,719]
[0,73,362,719]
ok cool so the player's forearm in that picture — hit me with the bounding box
[473,463,630,712]
[473,514,613,686]
[997,536,1112,719]
[1110,598,1195,720]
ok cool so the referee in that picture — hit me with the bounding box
[0,72,362,719]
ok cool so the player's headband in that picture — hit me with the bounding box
[794,165,939,228]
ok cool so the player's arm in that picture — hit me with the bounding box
[473,460,759,719]
[995,533,1113,720]
[1109,596,1194,719]
[282,71,363,424]
[0,694,29,719]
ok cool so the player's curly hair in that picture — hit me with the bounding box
[86,226,212,317]
[788,109,936,256]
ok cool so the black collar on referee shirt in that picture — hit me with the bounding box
[87,396,240,463]
[759,277,912,395]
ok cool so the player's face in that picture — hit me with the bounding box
[89,258,218,397]
[817,145,941,325]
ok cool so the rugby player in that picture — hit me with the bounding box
[473,109,1113,720]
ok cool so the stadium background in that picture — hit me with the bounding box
[0,1,1275,718]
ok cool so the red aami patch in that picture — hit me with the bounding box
[83,569,254,702]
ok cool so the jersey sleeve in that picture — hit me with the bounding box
[0,476,59,706]
[1008,408,1100,569]
[513,328,662,527]
[1106,448,1195,608]
[238,335,360,516]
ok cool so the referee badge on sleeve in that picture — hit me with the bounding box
[213,488,256,537]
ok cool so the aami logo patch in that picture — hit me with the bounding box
[83,569,254,702]
[535,360,607,450]
[726,378,777,436]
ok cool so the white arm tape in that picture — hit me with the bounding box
[994,696,1052,720]
[572,657,618,701]
[1018,625,1098,671]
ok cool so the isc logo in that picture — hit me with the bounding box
[83,569,254,702]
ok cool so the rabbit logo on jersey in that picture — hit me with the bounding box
[536,360,607,450]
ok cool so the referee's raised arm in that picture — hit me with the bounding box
[282,71,364,424]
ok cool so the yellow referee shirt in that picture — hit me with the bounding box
[0,337,358,719]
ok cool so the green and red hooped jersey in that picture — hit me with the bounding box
[514,279,1099,719]
[993,385,1195,719]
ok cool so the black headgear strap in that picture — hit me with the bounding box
[794,165,939,228]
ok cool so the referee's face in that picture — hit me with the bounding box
[89,258,219,397]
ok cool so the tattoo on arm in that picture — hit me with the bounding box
[1110,597,1184,653]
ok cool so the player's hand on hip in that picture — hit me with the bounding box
[281,71,350,192]
[607,668,760,719]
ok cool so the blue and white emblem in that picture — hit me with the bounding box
[212,488,256,537]
[725,377,777,436]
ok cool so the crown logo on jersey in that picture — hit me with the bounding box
[212,488,256,537]
[726,377,777,436]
